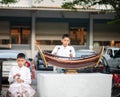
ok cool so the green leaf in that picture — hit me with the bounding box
[0,0,17,4]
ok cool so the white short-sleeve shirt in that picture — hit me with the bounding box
[52,45,75,57]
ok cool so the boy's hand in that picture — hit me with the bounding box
[13,73,20,79]
[16,78,24,83]
[70,53,73,57]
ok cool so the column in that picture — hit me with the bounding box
[31,11,36,59]
[89,13,93,50]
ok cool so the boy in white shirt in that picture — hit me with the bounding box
[52,34,75,72]
[8,53,35,97]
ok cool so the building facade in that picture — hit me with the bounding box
[0,0,120,59]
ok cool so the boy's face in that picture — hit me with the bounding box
[61,37,70,47]
[16,58,26,68]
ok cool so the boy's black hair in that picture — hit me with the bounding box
[62,34,70,39]
[17,53,25,59]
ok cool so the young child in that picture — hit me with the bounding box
[52,34,75,72]
[52,34,75,57]
[8,53,35,97]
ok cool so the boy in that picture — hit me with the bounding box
[52,34,75,72]
[52,34,75,57]
[8,53,35,97]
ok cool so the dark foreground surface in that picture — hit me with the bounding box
[112,87,120,97]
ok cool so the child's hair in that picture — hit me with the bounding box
[17,53,25,59]
[62,34,70,39]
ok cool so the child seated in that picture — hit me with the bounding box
[8,53,35,97]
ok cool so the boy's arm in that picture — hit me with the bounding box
[52,46,60,55]
[8,67,16,83]
[70,46,75,57]
[8,67,22,83]
[23,68,31,84]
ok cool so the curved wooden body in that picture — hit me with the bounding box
[43,52,101,69]
[36,45,104,70]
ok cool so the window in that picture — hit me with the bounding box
[69,27,87,45]
[0,39,9,44]
[11,27,30,44]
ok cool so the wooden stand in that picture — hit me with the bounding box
[65,69,78,74]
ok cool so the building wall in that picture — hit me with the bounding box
[0,9,118,58]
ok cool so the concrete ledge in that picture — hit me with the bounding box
[37,73,112,97]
